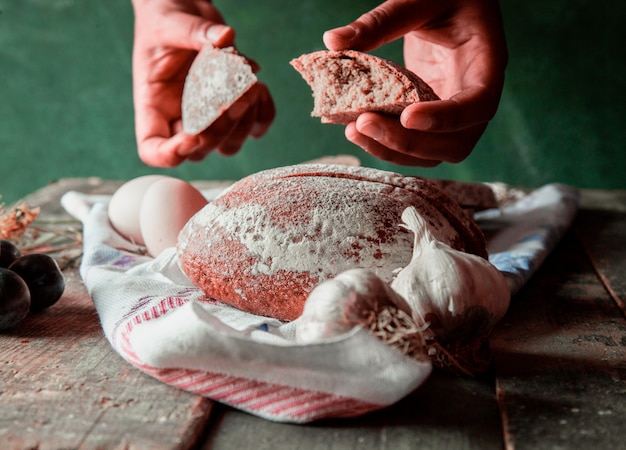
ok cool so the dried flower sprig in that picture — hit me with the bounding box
[0,202,41,242]
[0,201,83,269]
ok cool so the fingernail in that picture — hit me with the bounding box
[360,121,383,140]
[336,26,357,40]
[407,114,433,131]
[324,26,357,45]
[207,24,231,44]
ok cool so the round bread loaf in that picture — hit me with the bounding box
[177,164,487,321]
[290,50,439,124]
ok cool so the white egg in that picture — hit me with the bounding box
[108,175,169,245]
[139,178,208,257]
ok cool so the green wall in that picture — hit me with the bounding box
[1,0,624,205]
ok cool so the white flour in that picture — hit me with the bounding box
[189,199,413,282]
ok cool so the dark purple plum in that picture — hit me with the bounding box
[0,240,22,268]
[0,267,31,330]
[9,254,65,312]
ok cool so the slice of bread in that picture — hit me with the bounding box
[182,46,257,135]
[290,50,439,124]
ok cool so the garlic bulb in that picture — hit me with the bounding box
[296,269,428,359]
[296,268,407,341]
[391,206,510,375]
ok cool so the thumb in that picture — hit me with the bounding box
[323,0,435,52]
[161,12,236,50]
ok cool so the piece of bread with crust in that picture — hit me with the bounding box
[182,46,257,135]
[177,164,487,321]
[290,50,439,124]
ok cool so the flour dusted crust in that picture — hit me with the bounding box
[429,179,498,212]
[182,46,256,135]
[177,164,487,322]
[290,50,439,124]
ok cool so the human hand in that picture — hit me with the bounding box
[323,0,508,166]
[131,0,275,167]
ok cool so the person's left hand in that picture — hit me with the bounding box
[323,0,508,167]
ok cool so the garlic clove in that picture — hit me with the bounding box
[295,282,360,343]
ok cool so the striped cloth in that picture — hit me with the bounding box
[61,181,578,423]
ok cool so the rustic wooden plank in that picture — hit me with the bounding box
[490,215,626,450]
[202,370,503,449]
[1,178,216,449]
[575,189,626,316]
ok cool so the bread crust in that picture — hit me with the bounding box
[178,164,487,321]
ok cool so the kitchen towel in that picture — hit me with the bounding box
[61,180,579,423]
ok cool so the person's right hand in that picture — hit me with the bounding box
[323,0,508,167]
[131,0,275,167]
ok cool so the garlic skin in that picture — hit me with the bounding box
[296,268,411,344]
[391,206,510,374]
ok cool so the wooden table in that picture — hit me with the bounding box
[1,179,624,450]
